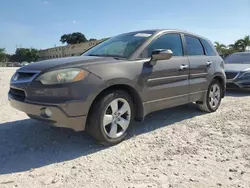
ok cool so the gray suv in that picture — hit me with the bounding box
[9,29,226,145]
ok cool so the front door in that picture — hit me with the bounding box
[140,33,190,113]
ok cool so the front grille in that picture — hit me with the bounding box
[225,71,238,80]
[9,88,26,101]
[242,82,250,87]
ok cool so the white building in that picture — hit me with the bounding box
[38,39,106,60]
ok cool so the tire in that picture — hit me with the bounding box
[197,79,222,112]
[86,90,134,146]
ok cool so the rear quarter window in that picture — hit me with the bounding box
[200,39,217,56]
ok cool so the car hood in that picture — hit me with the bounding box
[17,56,120,72]
[225,64,250,72]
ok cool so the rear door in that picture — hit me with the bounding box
[184,35,213,102]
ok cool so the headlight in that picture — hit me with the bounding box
[240,72,250,79]
[36,68,89,85]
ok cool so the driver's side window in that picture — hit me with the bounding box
[142,33,183,58]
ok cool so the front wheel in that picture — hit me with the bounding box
[197,80,222,112]
[86,90,134,146]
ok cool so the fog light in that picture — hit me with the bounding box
[45,108,52,117]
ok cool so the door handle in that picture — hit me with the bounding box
[180,64,188,70]
[207,61,213,67]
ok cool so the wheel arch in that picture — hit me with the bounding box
[212,73,226,98]
[87,84,144,122]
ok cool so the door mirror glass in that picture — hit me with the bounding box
[151,49,173,61]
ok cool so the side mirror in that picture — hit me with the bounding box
[150,49,173,66]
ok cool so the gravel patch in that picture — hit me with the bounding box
[0,68,249,188]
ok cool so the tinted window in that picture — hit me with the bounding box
[83,31,155,58]
[200,39,217,56]
[185,35,204,56]
[225,53,250,64]
[144,34,183,57]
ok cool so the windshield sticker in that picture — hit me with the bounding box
[134,33,152,37]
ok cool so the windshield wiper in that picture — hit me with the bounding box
[88,54,125,60]
[88,54,104,57]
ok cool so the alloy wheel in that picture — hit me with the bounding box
[102,98,131,138]
[209,84,221,109]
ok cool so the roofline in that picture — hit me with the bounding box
[119,29,212,42]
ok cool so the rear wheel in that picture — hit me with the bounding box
[197,80,222,112]
[86,90,134,145]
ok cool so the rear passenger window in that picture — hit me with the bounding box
[144,33,183,57]
[200,39,217,56]
[185,35,204,56]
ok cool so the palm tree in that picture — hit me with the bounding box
[237,35,250,51]
[214,42,226,54]
[235,40,246,52]
[228,40,245,52]
[228,44,236,49]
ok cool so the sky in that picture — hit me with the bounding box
[0,0,249,53]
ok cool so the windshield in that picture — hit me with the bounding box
[225,53,250,64]
[83,31,155,58]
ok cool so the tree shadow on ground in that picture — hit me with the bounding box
[0,103,204,175]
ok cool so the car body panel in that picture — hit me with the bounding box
[8,96,87,131]
[9,29,226,131]
[142,56,190,114]
[225,64,250,72]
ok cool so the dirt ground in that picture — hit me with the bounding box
[0,68,249,188]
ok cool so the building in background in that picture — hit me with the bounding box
[246,46,250,52]
[38,39,106,60]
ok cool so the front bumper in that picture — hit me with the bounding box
[8,94,87,131]
[226,71,250,89]
[226,79,250,89]
[8,70,105,131]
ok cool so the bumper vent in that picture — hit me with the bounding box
[9,88,26,101]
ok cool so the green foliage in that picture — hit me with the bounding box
[9,48,39,62]
[60,32,88,44]
[0,48,7,62]
[215,35,250,56]
[237,35,250,51]
[214,42,226,54]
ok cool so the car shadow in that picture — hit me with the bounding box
[0,103,204,175]
[226,89,250,97]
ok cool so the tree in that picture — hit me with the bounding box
[229,40,245,52]
[60,32,87,44]
[237,35,250,51]
[214,42,226,54]
[89,38,97,41]
[9,48,39,62]
[215,35,250,57]
[0,48,7,62]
